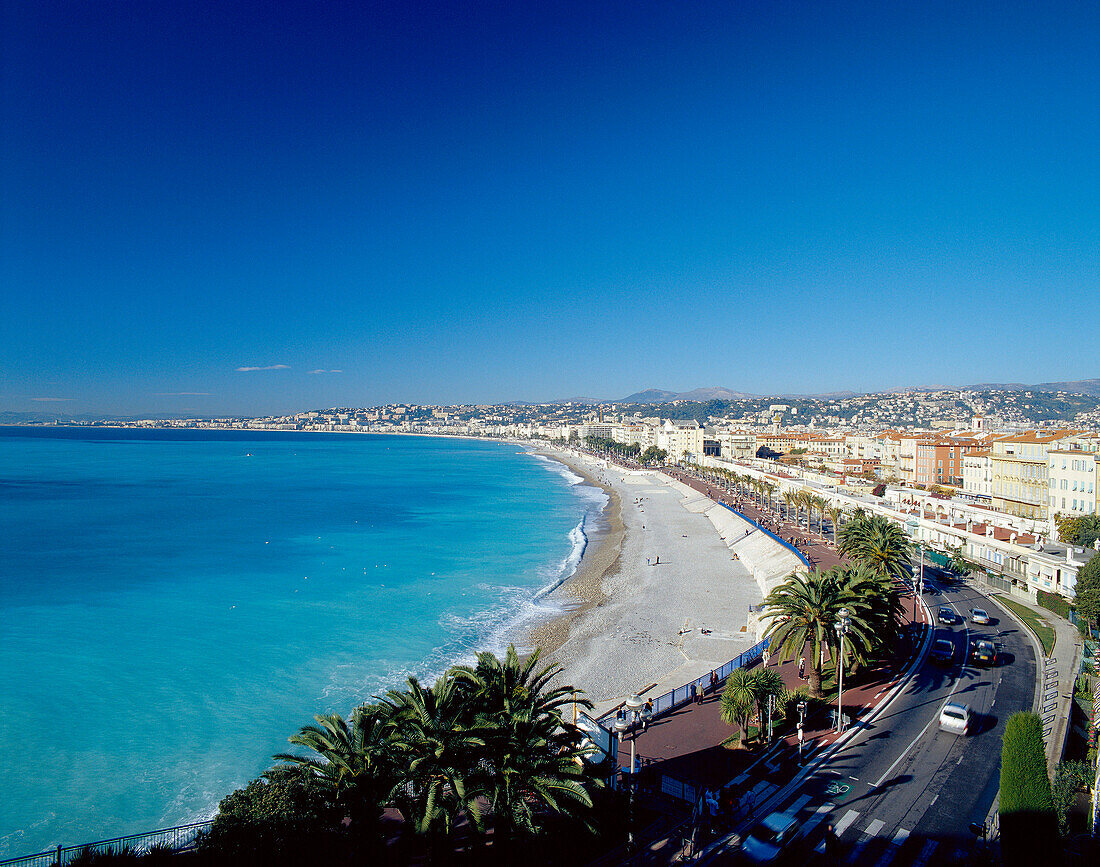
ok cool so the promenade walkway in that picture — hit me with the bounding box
[602,466,929,864]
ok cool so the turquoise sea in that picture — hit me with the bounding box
[0,428,604,857]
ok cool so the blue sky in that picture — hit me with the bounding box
[3,1,1099,416]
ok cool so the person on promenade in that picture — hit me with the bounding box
[689,682,697,704]
[710,670,718,694]
[799,656,806,679]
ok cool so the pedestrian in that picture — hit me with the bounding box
[655,554,659,565]
[689,682,697,704]
[799,656,806,679]
[647,557,650,566]
[824,824,838,857]
[710,670,718,694]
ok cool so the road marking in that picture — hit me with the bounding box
[788,794,813,814]
[815,808,860,853]
[844,818,884,863]
[911,839,938,867]
[801,802,834,838]
[871,826,909,867]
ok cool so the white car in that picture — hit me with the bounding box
[741,810,801,862]
[971,608,990,625]
[939,701,971,735]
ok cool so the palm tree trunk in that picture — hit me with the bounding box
[808,663,824,700]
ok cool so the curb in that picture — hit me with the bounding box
[694,596,934,863]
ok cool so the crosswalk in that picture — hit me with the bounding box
[724,790,983,867]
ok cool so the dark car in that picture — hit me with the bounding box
[971,639,997,666]
[937,606,955,624]
[930,638,955,665]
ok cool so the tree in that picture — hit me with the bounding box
[837,513,912,581]
[1000,712,1056,866]
[720,668,763,748]
[451,647,601,852]
[1074,554,1100,632]
[752,668,787,744]
[384,675,488,853]
[273,704,399,853]
[761,569,844,699]
[201,766,343,863]
[826,504,844,546]
[1052,760,1092,835]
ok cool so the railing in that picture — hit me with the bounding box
[0,821,212,867]
[598,637,770,728]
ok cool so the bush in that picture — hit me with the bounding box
[1037,589,1072,620]
[199,767,344,865]
[1000,712,1057,864]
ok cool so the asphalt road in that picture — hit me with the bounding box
[719,570,1037,865]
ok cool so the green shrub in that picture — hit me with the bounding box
[1037,589,1072,620]
[1000,712,1057,864]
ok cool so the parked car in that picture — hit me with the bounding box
[939,701,971,735]
[971,639,997,666]
[930,638,955,665]
[971,608,990,625]
[741,810,802,862]
[937,606,955,624]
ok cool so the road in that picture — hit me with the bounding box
[711,570,1036,865]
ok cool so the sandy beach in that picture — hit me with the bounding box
[524,447,800,715]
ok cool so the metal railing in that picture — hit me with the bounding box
[0,821,212,867]
[598,637,770,728]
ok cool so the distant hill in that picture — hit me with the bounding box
[965,378,1100,397]
[618,389,678,403]
[674,386,759,401]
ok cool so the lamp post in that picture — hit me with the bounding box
[834,607,851,733]
[797,700,807,764]
[614,694,648,854]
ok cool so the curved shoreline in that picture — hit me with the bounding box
[520,448,623,658]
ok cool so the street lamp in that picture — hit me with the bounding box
[834,608,851,733]
[614,694,647,854]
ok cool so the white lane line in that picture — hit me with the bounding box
[788,793,813,815]
[844,818,885,863]
[815,808,861,852]
[911,839,938,867]
[872,827,909,867]
[801,802,834,838]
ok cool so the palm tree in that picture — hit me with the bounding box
[782,490,798,522]
[273,703,399,850]
[450,647,600,851]
[752,668,787,744]
[826,504,844,546]
[761,568,844,699]
[384,675,487,854]
[810,495,829,536]
[720,668,763,748]
[837,513,912,581]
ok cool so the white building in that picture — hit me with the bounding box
[962,450,993,500]
[1048,447,1099,519]
[655,419,704,459]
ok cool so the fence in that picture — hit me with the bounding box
[0,822,212,867]
[598,637,770,729]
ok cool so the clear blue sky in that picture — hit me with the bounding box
[3,1,1099,416]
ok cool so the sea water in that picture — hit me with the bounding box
[0,428,605,857]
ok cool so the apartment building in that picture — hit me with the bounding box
[989,430,1088,519]
[655,419,704,458]
[1048,446,1099,517]
[914,437,983,488]
[962,450,993,501]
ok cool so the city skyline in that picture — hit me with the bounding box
[3,2,1100,416]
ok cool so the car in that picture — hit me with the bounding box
[937,606,955,624]
[741,810,801,862]
[939,701,971,735]
[930,638,955,665]
[971,639,997,666]
[971,608,990,625]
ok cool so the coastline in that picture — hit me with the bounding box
[520,450,772,712]
[521,448,624,659]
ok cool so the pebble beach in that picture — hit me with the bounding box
[526,448,797,715]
